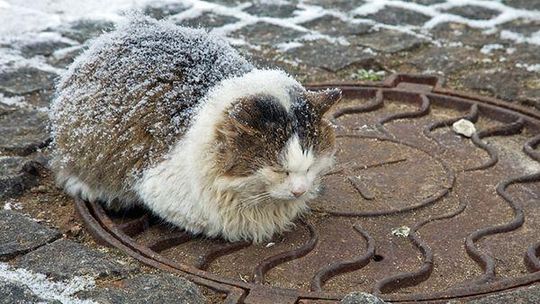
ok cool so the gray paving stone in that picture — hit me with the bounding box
[462,69,524,102]
[56,19,114,43]
[362,6,431,26]
[18,39,73,58]
[243,3,297,18]
[232,22,304,45]
[303,0,366,12]
[504,44,540,66]
[178,12,239,29]
[351,29,427,53]
[0,67,56,96]
[408,0,445,4]
[0,279,50,304]
[79,273,206,304]
[0,157,41,200]
[285,40,376,72]
[409,46,478,75]
[301,16,372,36]
[444,5,500,20]
[0,107,50,155]
[0,210,60,261]
[143,2,189,20]
[503,0,540,11]
[341,292,386,304]
[431,22,501,47]
[15,239,137,281]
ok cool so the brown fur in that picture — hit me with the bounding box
[214,90,339,177]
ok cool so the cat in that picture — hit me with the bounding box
[50,15,341,243]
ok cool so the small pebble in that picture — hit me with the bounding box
[265,242,275,248]
[391,226,410,237]
[452,119,476,137]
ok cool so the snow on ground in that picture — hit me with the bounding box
[0,262,97,304]
[0,0,539,80]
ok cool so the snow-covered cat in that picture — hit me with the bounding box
[50,15,341,242]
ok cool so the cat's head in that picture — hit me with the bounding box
[215,87,341,205]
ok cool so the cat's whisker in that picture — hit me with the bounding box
[238,192,272,210]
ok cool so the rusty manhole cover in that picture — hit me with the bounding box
[75,74,540,303]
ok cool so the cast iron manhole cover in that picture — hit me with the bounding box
[75,74,540,303]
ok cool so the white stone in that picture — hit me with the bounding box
[391,226,410,238]
[452,119,476,137]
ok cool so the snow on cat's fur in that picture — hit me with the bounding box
[50,15,341,242]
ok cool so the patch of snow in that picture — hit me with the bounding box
[500,30,540,46]
[0,262,97,304]
[0,48,63,74]
[516,63,540,73]
[480,43,504,54]
[445,41,464,47]
[362,47,377,55]
[3,199,23,211]
[276,41,303,52]
[0,93,48,112]
[0,94,26,107]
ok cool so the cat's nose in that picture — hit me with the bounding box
[291,189,306,198]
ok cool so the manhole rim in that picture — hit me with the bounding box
[74,73,540,303]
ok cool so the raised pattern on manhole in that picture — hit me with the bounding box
[75,74,540,303]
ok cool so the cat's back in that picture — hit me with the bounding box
[51,15,253,203]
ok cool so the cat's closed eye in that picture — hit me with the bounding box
[272,169,289,176]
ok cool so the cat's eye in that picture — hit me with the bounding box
[273,169,289,175]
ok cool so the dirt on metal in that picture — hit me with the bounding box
[75,74,540,303]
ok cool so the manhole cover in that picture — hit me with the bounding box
[75,74,540,303]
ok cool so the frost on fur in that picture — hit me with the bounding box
[51,15,338,243]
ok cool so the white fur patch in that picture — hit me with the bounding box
[133,69,308,242]
[283,134,314,173]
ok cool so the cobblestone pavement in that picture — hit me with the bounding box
[0,0,539,303]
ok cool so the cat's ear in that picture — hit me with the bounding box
[305,88,342,115]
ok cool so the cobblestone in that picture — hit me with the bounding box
[232,22,304,45]
[351,29,427,53]
[0,67,56,96]
[55,20,114,43]
[0,106,50,155]
[363,6,431,26]
[15,239,137,281]
[285,40,377,72]
[79,273,206,304]
[179,12,240,29]
[0,157,41,200]
[0,210,60,261]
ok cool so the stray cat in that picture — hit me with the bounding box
[50,15,341,243]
